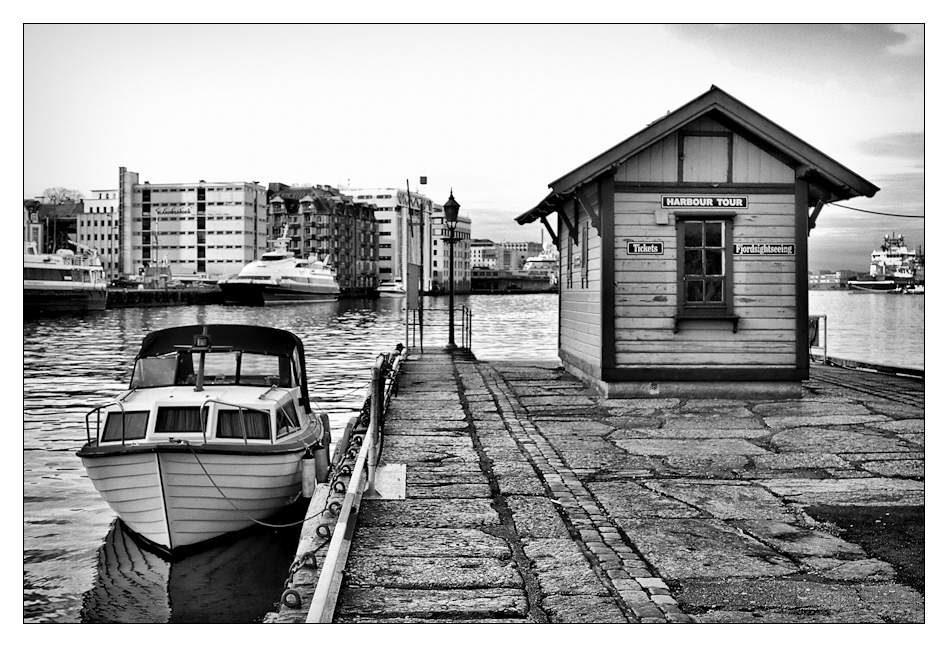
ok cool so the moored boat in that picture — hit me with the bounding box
[24,241,107,315]
[218,227,340,305]
[77,324,330,554]
[377,279,406,296]
[846,279,900,293]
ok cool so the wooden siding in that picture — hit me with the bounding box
[614,117,794,185]
[559,197,601,367]
[615,133,677,183]
[612,191,797,369]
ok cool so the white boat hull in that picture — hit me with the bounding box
[81,446,305,552]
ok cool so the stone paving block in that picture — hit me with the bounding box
[522,538,610,596]
[407,466,487,484]
[351,527,511,558]
[508,495,570,538]
[539,594,628,623]
[638,426,773,439]
[690,609,883,623]
[802,557,897,582]
[336,587,528,620]
[345,556,522,588]
[677,578,872,615]
[645,480,796,521]
[496,474,546,496]
[589,481,703,519]
[385,419,470,433]
[766,414,893,429]
[752,452,850,470]
[771,427,915,454]
[534,420,617,436]
[660,409,761,429]
[761,477,924,506]
[618,518,798,580]
[615,438,768,456]
[734,520,866,558]
[859,459,924,478]
[856,583,925,623]
[870,418,924,434]
[407,482,493,498]
[358,499,500,528]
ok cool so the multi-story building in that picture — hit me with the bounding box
[471,239,515,271]
[341,187,434,289]
[808,271,844,289]
[79,188,120,280]
[429,203,471,294]
[500,240,543,269]
[267,183,378,296]
[118,170,269,279]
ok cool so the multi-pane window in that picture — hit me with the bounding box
[682,220,725,306]
[676,216,734,323]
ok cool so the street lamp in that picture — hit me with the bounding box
[442,190,460,351]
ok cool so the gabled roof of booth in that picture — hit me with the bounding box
[517,85,879,225]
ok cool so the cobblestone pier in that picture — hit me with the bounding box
[326,353,924,623]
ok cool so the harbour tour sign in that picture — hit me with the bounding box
[627,241,664,255]
[662,195,748,208]
[734,243,795,255]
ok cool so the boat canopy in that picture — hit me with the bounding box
[136,325,312,412]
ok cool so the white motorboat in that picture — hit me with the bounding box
[218,227,340,305]
[377,279,406,296]
[77,324,330,554]
[24,241,107,315]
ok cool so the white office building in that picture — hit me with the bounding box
[118,168,268,279]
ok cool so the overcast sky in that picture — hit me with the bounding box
[22,22,925,272]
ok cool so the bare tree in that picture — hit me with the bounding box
[42,187,84,204]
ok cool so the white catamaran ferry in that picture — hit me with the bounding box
[219,227,340,305]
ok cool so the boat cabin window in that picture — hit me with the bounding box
[101,411,149,442]
[155,407,204,433]
[131,355,178,388]
[276,402,300,439]
[217,409,271,440]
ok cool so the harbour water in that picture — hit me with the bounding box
[23,293,558,623]
[809,290,924,370]
[23,289,921,623]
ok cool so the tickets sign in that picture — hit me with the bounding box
[662,195,747,208]
[627,241,664,255]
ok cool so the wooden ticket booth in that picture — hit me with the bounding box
[517,86,878,397]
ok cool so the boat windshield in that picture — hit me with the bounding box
[130,351,289,388]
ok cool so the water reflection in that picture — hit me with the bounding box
[80,509,304,624]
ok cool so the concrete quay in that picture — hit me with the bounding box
[324,353,925,623]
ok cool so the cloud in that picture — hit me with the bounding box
[857,132,924,161]
[886,24,924,56]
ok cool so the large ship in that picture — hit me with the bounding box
[24,241,107,316]
[218,227,340,305]
[847,233,924,292]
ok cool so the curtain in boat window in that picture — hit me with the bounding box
[217,410,271,440]
[155,407,204,433]
[102,411,149,442]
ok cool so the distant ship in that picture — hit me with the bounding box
[847,233,924,292]
[24,240,107,315]
[218,226,340,305]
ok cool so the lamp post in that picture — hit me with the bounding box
[442,190,460,351]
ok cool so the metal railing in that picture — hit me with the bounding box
[305,345,408,623]
[407,305,472,351]
[808,314,828,364]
